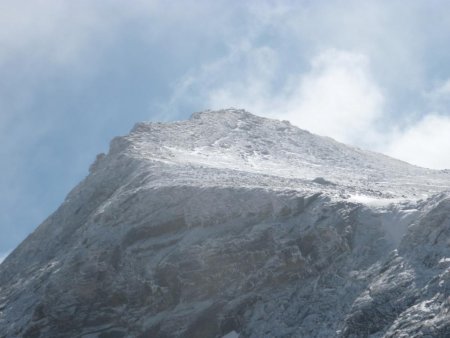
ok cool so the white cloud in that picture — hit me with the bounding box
[382,79,450,169]
[272,49,384,145]
[386,114,450,169]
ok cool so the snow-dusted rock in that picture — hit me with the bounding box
[0,109,449,337]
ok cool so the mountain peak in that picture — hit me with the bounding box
[110,110,450,200]
[1,109,450,337]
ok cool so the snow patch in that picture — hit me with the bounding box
[438,257,450,268]
[348,194,405,207]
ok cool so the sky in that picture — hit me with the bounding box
[1,0,450,261]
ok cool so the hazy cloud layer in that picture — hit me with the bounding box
[1,0,450,254]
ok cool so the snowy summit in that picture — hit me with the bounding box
[112,109,450,199]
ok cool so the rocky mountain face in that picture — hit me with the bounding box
[0,109,449,338]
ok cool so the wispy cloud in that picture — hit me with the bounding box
[276,49,384,146]
[386,115,450,169]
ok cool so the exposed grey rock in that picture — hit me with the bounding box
[312,177,335,186]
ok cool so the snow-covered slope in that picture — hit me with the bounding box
[123,109,450,199]
[0,109,449,337]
